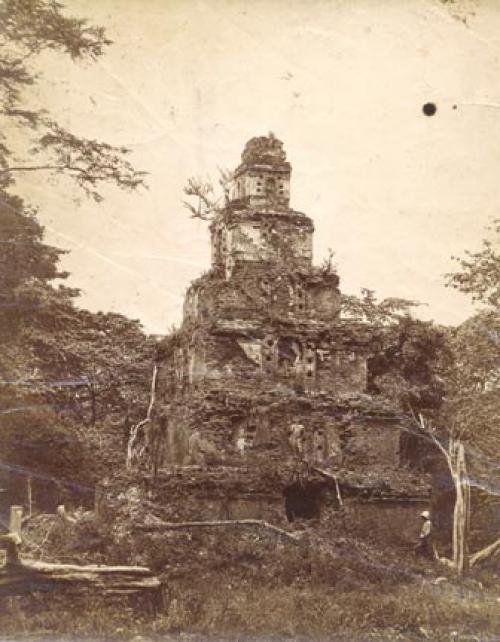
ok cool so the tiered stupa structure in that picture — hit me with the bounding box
[150,134,429,526]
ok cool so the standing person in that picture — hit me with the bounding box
[416,510,433,558]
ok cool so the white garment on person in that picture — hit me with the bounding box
[420,520,431,539]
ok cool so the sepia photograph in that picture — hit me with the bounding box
[0,0,499,640]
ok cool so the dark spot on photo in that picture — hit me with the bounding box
[423,103,437,116]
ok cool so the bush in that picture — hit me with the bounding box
[0,403,94,513]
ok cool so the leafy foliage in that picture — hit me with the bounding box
[0,403,93,510]
[0,0,146,198]
[447,219,500,308]
[441,220,500,451]
[438,310,500,460]
[0,0,111,59]
[338,289,448,412]
[0,190,67,336]
[0,194,154,506]
[0,2,152,507]
[30,298,156,426]
[367,317,449,412]
[341,288,420,325]
[418,224,500,573]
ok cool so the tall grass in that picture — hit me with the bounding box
[0,576,498,641]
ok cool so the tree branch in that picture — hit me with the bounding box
[414,412,452,470]
[470,536,500,567]
[136,518,303,544]
[0,164,71,174]
[310,466,344,507]
[126,364,157,468]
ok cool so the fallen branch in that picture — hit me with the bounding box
[136,518,303,544]
[311,466,344,507]
[310,465,337,481]
[470,536,500,568]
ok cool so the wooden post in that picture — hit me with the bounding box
[0,534,21,565]
[9,506,23,537]
[27,476,32,518]
[0,506,24,565]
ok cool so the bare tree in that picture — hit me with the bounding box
[416,413,500,574]
[416,414,470,574]
[182,167,233,221]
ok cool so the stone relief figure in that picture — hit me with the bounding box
[235,426,246,456]
[289,423,306,458]
[188,430,218,465]
[312,429,327,464]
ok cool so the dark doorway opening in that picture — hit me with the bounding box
[284,481,322,522]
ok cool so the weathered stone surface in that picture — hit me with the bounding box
[148,135,429,528]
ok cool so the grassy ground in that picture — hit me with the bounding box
[0,578,499,641]
[1,518,499,641]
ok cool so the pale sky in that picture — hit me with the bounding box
[15,0,500,334]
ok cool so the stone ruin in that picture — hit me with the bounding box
[140,134,430,542]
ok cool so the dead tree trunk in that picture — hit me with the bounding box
[0,559,161,598]
[126,364,157,469]
[417,415,477,576]
[27,476,32,518]
[451,440,470,575]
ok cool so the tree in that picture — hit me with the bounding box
[0,1,150,510]
[367,316,449,413]
[415,400,500,575]
[340,288,420,326]
[0,404,94,511]
[447,218,500,308]
[182,169,233,220]
[417,221,500,574]
[0,191,66,336]
[414,413,471,574]
[339,289,448,416]
[0,1,149,391]
[0,0,146,200]
[25,290,155,426]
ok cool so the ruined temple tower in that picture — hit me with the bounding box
[153,135,429,521]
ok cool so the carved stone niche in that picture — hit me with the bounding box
[303,343,317,390]
[277,336,301,376]
[233,407,270,456]
[290,420,342,467]
[261,334,277,374]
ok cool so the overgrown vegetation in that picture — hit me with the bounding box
[0,0,151,516]
[0,3,498,640]
[2,514,499,640]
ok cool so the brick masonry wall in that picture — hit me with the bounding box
[154,376,404,476]
[344,420,401,467]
